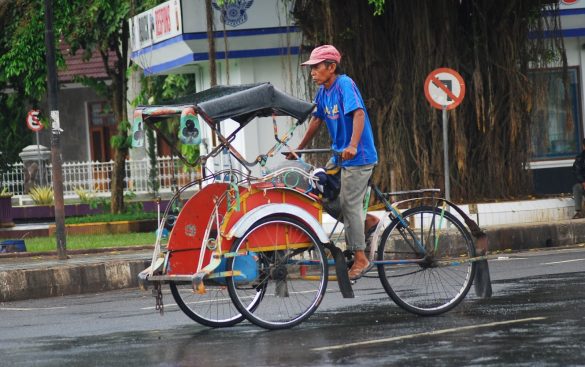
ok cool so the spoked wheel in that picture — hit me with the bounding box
[227,216,328,330]
[377,206,476,315]
[170,279,263,328]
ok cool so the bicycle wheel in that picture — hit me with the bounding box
[227,216,328,330]
[170,280,262,328]
[377,205,476,315]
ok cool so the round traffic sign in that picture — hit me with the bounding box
[26,110,43,132]
[424,68,466,110]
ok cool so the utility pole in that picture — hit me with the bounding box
[44,0,67,260]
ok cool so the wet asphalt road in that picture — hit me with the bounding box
[1,247,584,367]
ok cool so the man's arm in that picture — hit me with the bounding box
[286,116,323,159]
[341,109,365,161]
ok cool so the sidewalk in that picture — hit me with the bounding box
[2,218,585,302]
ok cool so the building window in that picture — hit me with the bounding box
[530,67,582,160]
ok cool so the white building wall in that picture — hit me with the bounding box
[192,55,309,178]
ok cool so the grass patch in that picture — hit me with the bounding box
[65,212,158,225]
[25,232,165,252]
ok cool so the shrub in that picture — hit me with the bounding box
[29,185,54,205]
[74,186,95,204]
[0,187,12,198]
[124,190,143,214]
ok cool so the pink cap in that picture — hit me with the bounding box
[301,45,341,66]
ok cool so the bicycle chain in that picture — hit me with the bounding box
[152,282,164,316]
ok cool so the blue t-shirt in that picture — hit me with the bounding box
[313,75,378,167]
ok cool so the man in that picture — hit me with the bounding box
[288,45,378,280]
[572,139,585,219]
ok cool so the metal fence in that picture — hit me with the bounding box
[0,156,199,197]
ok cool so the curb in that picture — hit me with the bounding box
[485,218,585,251]
[0,258,149,302]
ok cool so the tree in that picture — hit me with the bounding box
[0,0,159,213]
[0,0,46,171]
[132,73,199,195]
[293,0,567,202]
[60,0,134,213]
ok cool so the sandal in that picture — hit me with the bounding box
[348,261,373,280]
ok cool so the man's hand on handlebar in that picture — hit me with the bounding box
[341,146,357,161]
[284,149,300,160]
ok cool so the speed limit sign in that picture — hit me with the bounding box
[26,110,43,132]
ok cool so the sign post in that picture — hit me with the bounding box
[442,108,450,201]
[424,67,466,202]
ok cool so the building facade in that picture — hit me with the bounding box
[530,0,585,194]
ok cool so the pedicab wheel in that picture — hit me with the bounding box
[170,279,264,328]
[227,216,328,330]
[376,206,477,316]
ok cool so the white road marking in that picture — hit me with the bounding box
[0,306,67,311]
[141,303,178,310]
[541,258,585,265]
[311,316,547,351]
[496,256,526,261]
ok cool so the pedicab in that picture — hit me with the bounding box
[133,83,491,330]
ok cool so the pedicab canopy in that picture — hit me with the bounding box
[132,83,314,148]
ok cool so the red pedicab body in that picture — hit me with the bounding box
[166,183,322,275]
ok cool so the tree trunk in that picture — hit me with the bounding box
[110,143,127,214]
[110,18,129,214]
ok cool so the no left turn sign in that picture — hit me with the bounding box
[424,68,465,110]
[26,110,43,132]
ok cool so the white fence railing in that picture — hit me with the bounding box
[0,156,200,197]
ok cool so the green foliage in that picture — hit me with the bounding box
[0,187,13,198]
[84,190,141,214]
[0,92,33,169]
[63,0,131,55]
[133,73,197,107]
[25,232,161,252]
[64,211,156,225]
[29,185,54,205]
[110,120,132,149]
[181,144,201,169]
[367,0,385,15]
[74,186,95,204]
[0,0,157,213]
[123,190,144,215]
[0,0,64,99]
[87,196,110,212]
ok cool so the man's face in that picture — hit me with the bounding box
[310,62,336,86]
